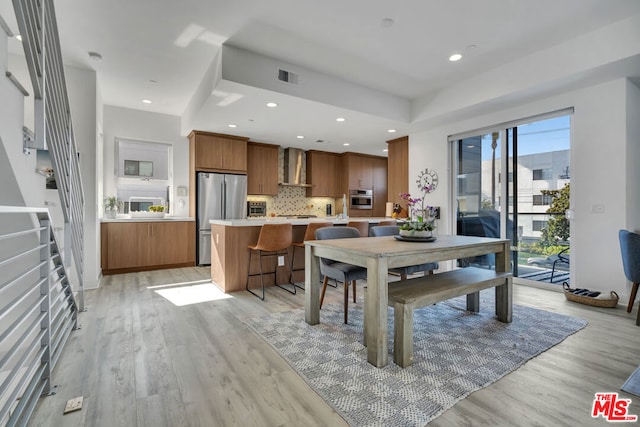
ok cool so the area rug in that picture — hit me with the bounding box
[622,365,640,398]
[245,291,587,426]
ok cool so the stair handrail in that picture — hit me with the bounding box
[0,206,79,426]
[12,0,85,310]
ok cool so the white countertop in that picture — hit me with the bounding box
[209,217,397,226]
[101,216,195,223]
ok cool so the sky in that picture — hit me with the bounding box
[480,115,570,159]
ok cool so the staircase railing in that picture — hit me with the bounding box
[0,206,79,427]
[12,0,85,310]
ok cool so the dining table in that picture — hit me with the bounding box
[304,233,512,368]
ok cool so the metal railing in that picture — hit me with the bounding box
[0,207,78,427]
[12,0,85,310]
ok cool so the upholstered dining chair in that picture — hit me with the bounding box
[346,221,369,237]
[619,229,640,326]
[315,226,368,324]
[290,222,332,289]
[369,225,439,279]
[246,223,295,300]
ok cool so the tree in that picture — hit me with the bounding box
[540,183,570,246]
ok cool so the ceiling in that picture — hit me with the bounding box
[2,0,640,155]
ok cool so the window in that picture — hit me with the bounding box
[533,169,551,180]
[533,194,553,206]
[532,220,547,232]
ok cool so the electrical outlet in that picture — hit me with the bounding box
[278,256,285,266]
[63,396,83,414]
[591,204,605,214]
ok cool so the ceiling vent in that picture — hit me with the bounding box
[278,68,299,85]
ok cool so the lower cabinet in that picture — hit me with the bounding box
[101,221,195,274]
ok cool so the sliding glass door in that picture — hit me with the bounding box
[453,114,571,286]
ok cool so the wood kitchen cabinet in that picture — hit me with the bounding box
[343,153,374,189]
[306,150,341,197]
[341,152,387,217]
[247,142,279,195]
[387,135,409,206]
[372,156,388,217]
[189,130,248,173]
[101,221,195,274]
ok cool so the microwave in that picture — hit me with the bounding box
[349,189,373,210]
[247,201,267,217]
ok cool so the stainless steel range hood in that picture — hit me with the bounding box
[280,147,312,187]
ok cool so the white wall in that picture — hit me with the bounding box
[65,65,100,289]
[103,106,189,217]
[409,78,634,301]
[626,80,640,235]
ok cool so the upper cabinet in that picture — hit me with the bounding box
[189,130,248,173]
[247,142,279,195]
[306,150,341,197]
[342,153,374,190]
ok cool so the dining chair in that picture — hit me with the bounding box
[246,223,295,300]
[346,221,369,237]
[369,225,438,279]
[619,229,640,326]
[290,222,332,289]
[315,226,367,323]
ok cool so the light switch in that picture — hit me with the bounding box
[591,204,605,214]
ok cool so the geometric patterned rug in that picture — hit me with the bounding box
[245,290,587,426]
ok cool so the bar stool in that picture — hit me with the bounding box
[378,220,396,226]
[347,221,369,237]
[246,223,295,300]
[290,222,332,290]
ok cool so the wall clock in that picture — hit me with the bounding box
[417,168,439,193]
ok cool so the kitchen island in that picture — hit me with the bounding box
[209,217,395,293]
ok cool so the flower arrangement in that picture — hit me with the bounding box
[398,170,438,237]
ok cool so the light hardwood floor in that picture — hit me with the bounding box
[28,267,640,427]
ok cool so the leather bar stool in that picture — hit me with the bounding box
[290,222,332,290]
[246,223,295,300]
[347,221,369,237]
[377,220,396,226]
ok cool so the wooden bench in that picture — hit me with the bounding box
[365,267,512,368]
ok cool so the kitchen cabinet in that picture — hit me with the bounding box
[247,142,279,195]
[306,150,341,197]
[372,156,388,217]
[101,221,195,274]
[343,153,373,189]
[189,130,248,173]
[341,152,387,217]
[387,135,409,206]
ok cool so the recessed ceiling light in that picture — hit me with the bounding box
[88,51,102,61]
[228,124,237,128]
[449,53,462,62]
[297,135,305,139]
[336,117,345,122]
[382,149,389,152]
[388,129,396,133]
[141,99,152,104]
[343,143,350,146]
[15,34,22,41]
[381,18,394,28]
[266,102,278,108]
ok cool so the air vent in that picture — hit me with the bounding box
[278,68,299,85]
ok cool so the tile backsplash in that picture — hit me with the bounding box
[247,148,340,217]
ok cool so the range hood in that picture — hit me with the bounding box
[280,147,311,187]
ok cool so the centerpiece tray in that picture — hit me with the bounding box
[394,235,437,243]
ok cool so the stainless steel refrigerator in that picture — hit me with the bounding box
[197,172,247,265]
